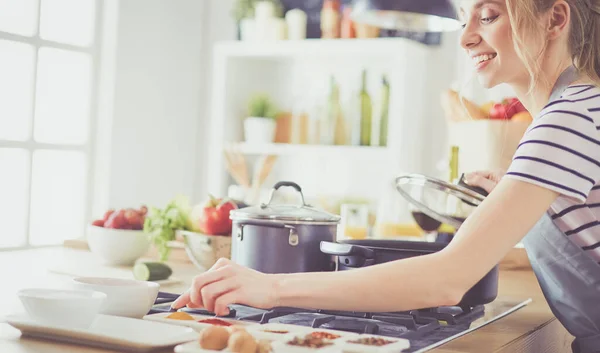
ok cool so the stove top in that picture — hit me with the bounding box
[149,297,531,352]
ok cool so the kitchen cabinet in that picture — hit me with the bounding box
[204,37,460,222]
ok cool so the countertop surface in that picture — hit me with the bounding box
[0,247,574,352]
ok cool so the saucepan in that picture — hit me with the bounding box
[230,181,341,274]
[321,172,497,307]
[320,239,498,307]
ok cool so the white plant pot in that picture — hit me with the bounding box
[244,117,276,144]
[239,18,256,42]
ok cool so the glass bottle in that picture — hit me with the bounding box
[449,145,459,183]
[359,69,372,146]
[379,75,390,147]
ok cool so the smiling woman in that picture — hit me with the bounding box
[173,1,600,352]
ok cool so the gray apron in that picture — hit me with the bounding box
[521,66,600,353]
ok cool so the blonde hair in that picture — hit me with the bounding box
[505,0,600,94]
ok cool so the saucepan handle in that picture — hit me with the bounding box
[263,181,307,208]
[320,241,376,259]
[236,219,290,229]
[273,181,302,193]
[458,173,489,197]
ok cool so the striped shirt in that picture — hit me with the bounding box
[506,84,600,262]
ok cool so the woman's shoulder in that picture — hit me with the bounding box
[536,84,600,129]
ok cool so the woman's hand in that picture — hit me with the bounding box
[171,258,278,316]
[464,170,505,193]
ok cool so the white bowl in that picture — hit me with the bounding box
[87,225,150,266]
[18,288,106,329]
[72,277,160,318]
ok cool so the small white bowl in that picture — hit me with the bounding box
[335,334,410,353]
[246,323,311,341]
[72,277,160,318]
[87,224,150,266]
[18,288,106,329]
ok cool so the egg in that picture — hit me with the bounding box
[199,326,230,350]
[228,325,247,334]
[227,331,258,353]
[256,339,273,353]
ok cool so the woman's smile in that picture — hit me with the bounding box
[472,52,498,71]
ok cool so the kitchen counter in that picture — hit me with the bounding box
[0,247,574,352]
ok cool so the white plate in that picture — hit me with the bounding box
[174,336,274,353]
[143,312,257,331]
[174,341,224,353]
[335,334,410,353]
[6,314,198,352]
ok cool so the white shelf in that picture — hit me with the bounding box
[229,142,390,158]
[214,38,435,59]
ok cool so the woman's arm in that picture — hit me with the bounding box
[275,178,558,311]
[173,178,558,315]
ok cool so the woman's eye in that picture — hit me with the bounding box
[480,15,499,24]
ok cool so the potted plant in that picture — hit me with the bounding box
[244,93,279,144]
[231,0,284,41]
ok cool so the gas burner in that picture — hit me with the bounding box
[317,309,372,319]
[412,305,485,325]
[147,297,530,353]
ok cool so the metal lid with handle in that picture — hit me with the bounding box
[395,173,488,229]
[230,181,341,225]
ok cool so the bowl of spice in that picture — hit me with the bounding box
[271,335,337,353]
[337,334,410,353]
[247,323,310,342]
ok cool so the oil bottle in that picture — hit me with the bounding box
[359,69,372,146]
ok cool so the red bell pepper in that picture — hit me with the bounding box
[198,195,237,236]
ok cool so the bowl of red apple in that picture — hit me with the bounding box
[87,206,150,266]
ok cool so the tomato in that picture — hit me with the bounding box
[489,103,509,120]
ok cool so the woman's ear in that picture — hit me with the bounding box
[547,0,570,40]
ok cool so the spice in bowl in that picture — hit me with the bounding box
[165,312,195,320]
[198,318,233,326]
[308,331,341,340]
[287,336,333,349]
[348,337,396,346]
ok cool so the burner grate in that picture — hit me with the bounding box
[413,305,484,325]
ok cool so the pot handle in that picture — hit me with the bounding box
[273,181,302,193]
[236,219,288,229]
[263,181,307,208]
[235,220,298,246]
[320,241,376,259]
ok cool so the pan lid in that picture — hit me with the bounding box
[230,181,341,224]
[394,173,487,229]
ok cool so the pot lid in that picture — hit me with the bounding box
[230,181,341,224]
[394,173,487,229]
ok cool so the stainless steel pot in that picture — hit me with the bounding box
[230,181,341,274]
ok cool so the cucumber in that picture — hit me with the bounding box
[133,262,172,281]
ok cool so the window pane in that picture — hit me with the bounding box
[34,48,91,145]
[29,150,86,245]
[0,40,35,141]
[0,0,38,36]
[0,149,30,248]
[39,0,95,46]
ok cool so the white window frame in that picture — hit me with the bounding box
[0,0,103,250]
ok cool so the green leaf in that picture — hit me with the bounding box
[143,195,193,261]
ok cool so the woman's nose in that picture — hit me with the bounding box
[460,23,481,50]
